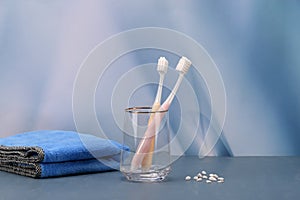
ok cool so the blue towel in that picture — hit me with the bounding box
[0,130,127,178]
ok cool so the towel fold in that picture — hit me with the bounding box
[0,130,127,178]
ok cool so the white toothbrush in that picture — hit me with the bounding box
[160,56,192,110]
[141,57,168,169]
[131,56,192,170]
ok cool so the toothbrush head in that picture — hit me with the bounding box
[157,57,168,73]
[176,56,192,74]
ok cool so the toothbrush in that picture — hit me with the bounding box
[131,56,192,170]
[141,57,168,170]
[160,56,192,111]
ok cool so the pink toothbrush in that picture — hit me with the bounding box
[141,57,168,170]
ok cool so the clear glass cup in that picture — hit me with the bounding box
[120,106,171,182]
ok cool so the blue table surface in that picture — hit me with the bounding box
[0,156,300,200]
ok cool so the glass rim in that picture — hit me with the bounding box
[125,106,168,114]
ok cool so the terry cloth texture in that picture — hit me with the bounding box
[0,130,127,178]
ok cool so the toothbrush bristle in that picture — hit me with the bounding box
[157,57,168,73]
[176,56,192,74]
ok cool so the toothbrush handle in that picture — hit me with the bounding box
[130,103,169,170]
[154,74,164,103]
[141,102,161,169]
[165,74,183,104]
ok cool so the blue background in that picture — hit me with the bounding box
[0,0,299,156]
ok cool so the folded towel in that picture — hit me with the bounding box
[0,130,127,178]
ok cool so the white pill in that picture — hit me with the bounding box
[206,180,212,183]
[185,176,191,181]
[217,180,224,183]
[197,173,203,177]
[201,170,207,175]
[202,175,208,179]
[209,177,217,181]
[196,178,202,182]
[193,176,198,180]
[209,173,214,177]
[218,177,224,181]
